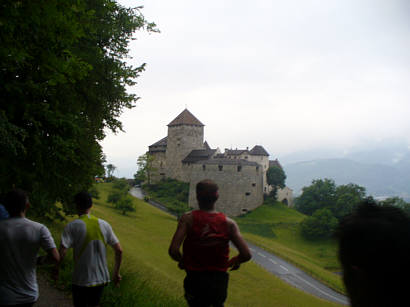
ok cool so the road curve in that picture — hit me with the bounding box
[129,187,349,305]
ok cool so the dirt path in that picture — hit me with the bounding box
[36,273,72,307]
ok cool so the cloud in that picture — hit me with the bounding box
[107,0,410,177]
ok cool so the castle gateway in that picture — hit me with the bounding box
[148,109,293,216]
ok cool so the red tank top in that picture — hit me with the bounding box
[183,210,230,272]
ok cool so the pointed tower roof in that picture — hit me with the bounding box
[167,109,204,127]
[250,145,269,156]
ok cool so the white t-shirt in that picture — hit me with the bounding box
[0,217,56,305]
[61,215,119,287]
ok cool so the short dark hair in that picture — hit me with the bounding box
[196,179,219,209]
[74,191,92,210]
[336,198,410,306]
[4,189,28,217]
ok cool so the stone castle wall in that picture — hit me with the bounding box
[247,155,270,192]
[150,152,166,182]
[188,163,264,216]
[277,186,294,207]
[165,125,204,182]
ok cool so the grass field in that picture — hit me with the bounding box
[42,183,343,306]
[235,201,345,294]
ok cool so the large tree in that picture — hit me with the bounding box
[266,165,286,199]
[295,179,337,216]
[135,153,156,185]
[300,208,338,240]
[295,179,367,219]
[332,183,366,219]
[0,1,156,216]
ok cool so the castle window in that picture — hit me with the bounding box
[252,183,256,187]
[160,173,165,176]
[237,165,242,172]
[202,164,206,171]
[242,209,248,213]
[245,156,248,159]
[245,192,251,196]
[218,165,223,171]
[256,166,259,171]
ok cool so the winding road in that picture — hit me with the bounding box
[129,187,349,305]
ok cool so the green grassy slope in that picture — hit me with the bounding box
[44,183,343,306]
[235,201,345,293]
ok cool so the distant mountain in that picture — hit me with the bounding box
[284,158,410,200]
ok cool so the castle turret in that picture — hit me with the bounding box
[165,109,204,181]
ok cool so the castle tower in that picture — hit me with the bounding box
[165,109,204,181]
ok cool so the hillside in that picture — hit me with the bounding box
[44,183,342,307]
[236,201,345,293]
[284,158,410,199]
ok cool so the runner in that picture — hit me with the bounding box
[169,179,251,307]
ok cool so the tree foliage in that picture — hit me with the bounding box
[295,179,337,216]
[88,185,100,199]
[106,164,117,180]
[114,196,135,215]
[108,178,135,215]
[266,165,286,199]
[107,190,122,204]
[135,153,156,185]
[379,197,410,217]
[0,1,156,216]
[112,178,129,191]
[300,208,338,240]
[295,179,366,220]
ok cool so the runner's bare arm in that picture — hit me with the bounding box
[112,242,123,286]
[48,247,60,263]
[227,218,251,270]
[168,213,191,265]
[53,244,68,281]
[38,247,60,265]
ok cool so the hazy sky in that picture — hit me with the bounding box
[102,0,410,178]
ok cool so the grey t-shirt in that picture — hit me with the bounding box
[61,215,119,286]
[0,217,56,305]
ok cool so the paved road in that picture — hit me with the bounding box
[129,187,349,305]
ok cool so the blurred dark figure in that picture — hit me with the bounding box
[0,193,9,220]
[336,198,410,307]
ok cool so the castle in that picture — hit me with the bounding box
[148,109,293,216]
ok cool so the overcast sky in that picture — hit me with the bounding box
[101,0,410,178]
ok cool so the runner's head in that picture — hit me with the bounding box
[196,179,219,210]
[4,189,29,217]
[74,191,92,213]
[336,198,410,307]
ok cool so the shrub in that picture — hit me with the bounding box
[114,197,135,215]
[89,185,100,199]
[113,178,130,191]
[107,191,122,204]
[300,208,338,240]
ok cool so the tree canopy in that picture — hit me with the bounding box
[266,165,286,199]
[300,208,338,240]
[0,1,156,216]
[295,179,337,216]
[135,153,156,185]
[295,179,367,219]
